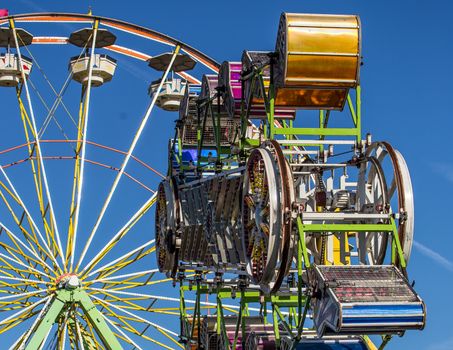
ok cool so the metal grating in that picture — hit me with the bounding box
[317,266,419,303]
[182,119,241,146]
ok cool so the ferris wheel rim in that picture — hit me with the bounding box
[356,155,389,265]
[0,12,221,72]
[242,147,282,290]
[365,141,415,266]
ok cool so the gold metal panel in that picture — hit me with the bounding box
[275,88,347,110]
[274,13,361,109]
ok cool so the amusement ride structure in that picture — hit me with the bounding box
[0,10,425,350]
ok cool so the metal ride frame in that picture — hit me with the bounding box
[0,12,224,349]
[171,14,422,350]
[176,70,408,350]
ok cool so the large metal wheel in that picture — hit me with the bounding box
[241,142,293,292]
[155,179,179,274]
[356,156,389,265]
[242,147,281,290]
[360,142,415,265]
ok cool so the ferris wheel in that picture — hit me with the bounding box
[0,11,218,349]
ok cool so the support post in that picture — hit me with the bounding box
[25,288,123,350]
[77,289,123,350]
[25,296,65,350]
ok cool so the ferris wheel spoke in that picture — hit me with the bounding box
[10,295,53,349]
[93,296,181,349]
[74,318,86,350]
[67,20,101,273]
[90,272,186,293]
[0,299,40,313]
[0,275,51,289]
[0,222,55,274]
[94,245,156,281]
[103,316,143,350]
[0,243,48,282]
[0,239,41,270]
[87,269,157,285]
[93,277,173,292]
[0,289,48,304]
[0,161,62,272]
[9,18,65,268]
[0,252,51,280]
[26,77,74,144]
[81,192,157,277]
[0,228,49,273]
[37,73,77,140]
[92,290,158,314]
[75,45,182,272]
[14,95,63,260]
[0,297,49,315]
[0,295,48,335]
[0,264,35,289]
[0,264,45,290]
[76,312,105,350]
[0,184,53,263]
[8,333,27,350]
[87,288,260,314]
[87,239,156,278]
[20,40,79,136]
[109,305,180,316]
[92,295,180,337]
[103,310,175,350]
[1,310,39,336]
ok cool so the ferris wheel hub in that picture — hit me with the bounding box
[55,273,81,290]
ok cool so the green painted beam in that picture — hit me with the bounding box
[77,289,124,350]
[243,138,260,147]
[300,223,394,232]
[181,286,304,306]
[273,127,359,136]
[25,296,65,350]
[24,288,123,350]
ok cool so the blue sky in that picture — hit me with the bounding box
[1,0,453,349]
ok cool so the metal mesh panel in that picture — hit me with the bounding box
[317,266,419,303]
[182,119,241,146]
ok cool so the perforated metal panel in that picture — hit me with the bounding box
[317,266,419,303]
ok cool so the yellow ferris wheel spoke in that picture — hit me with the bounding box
[75,45,181,273]
[88,245,155,281]
[16,93,59,257]
[108,317,175,350]
[85,239,155,278]
[0,187,46,256]
[102,309,177,350]
[0,179,62,273]
[9,18,65,269]
[76,312,105,350]
[65,83,88,272]
[0,295,50,336]
[93,295,183,348]
[80,193,157,277]
[85,269,157,286]
[0,240,52,278]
